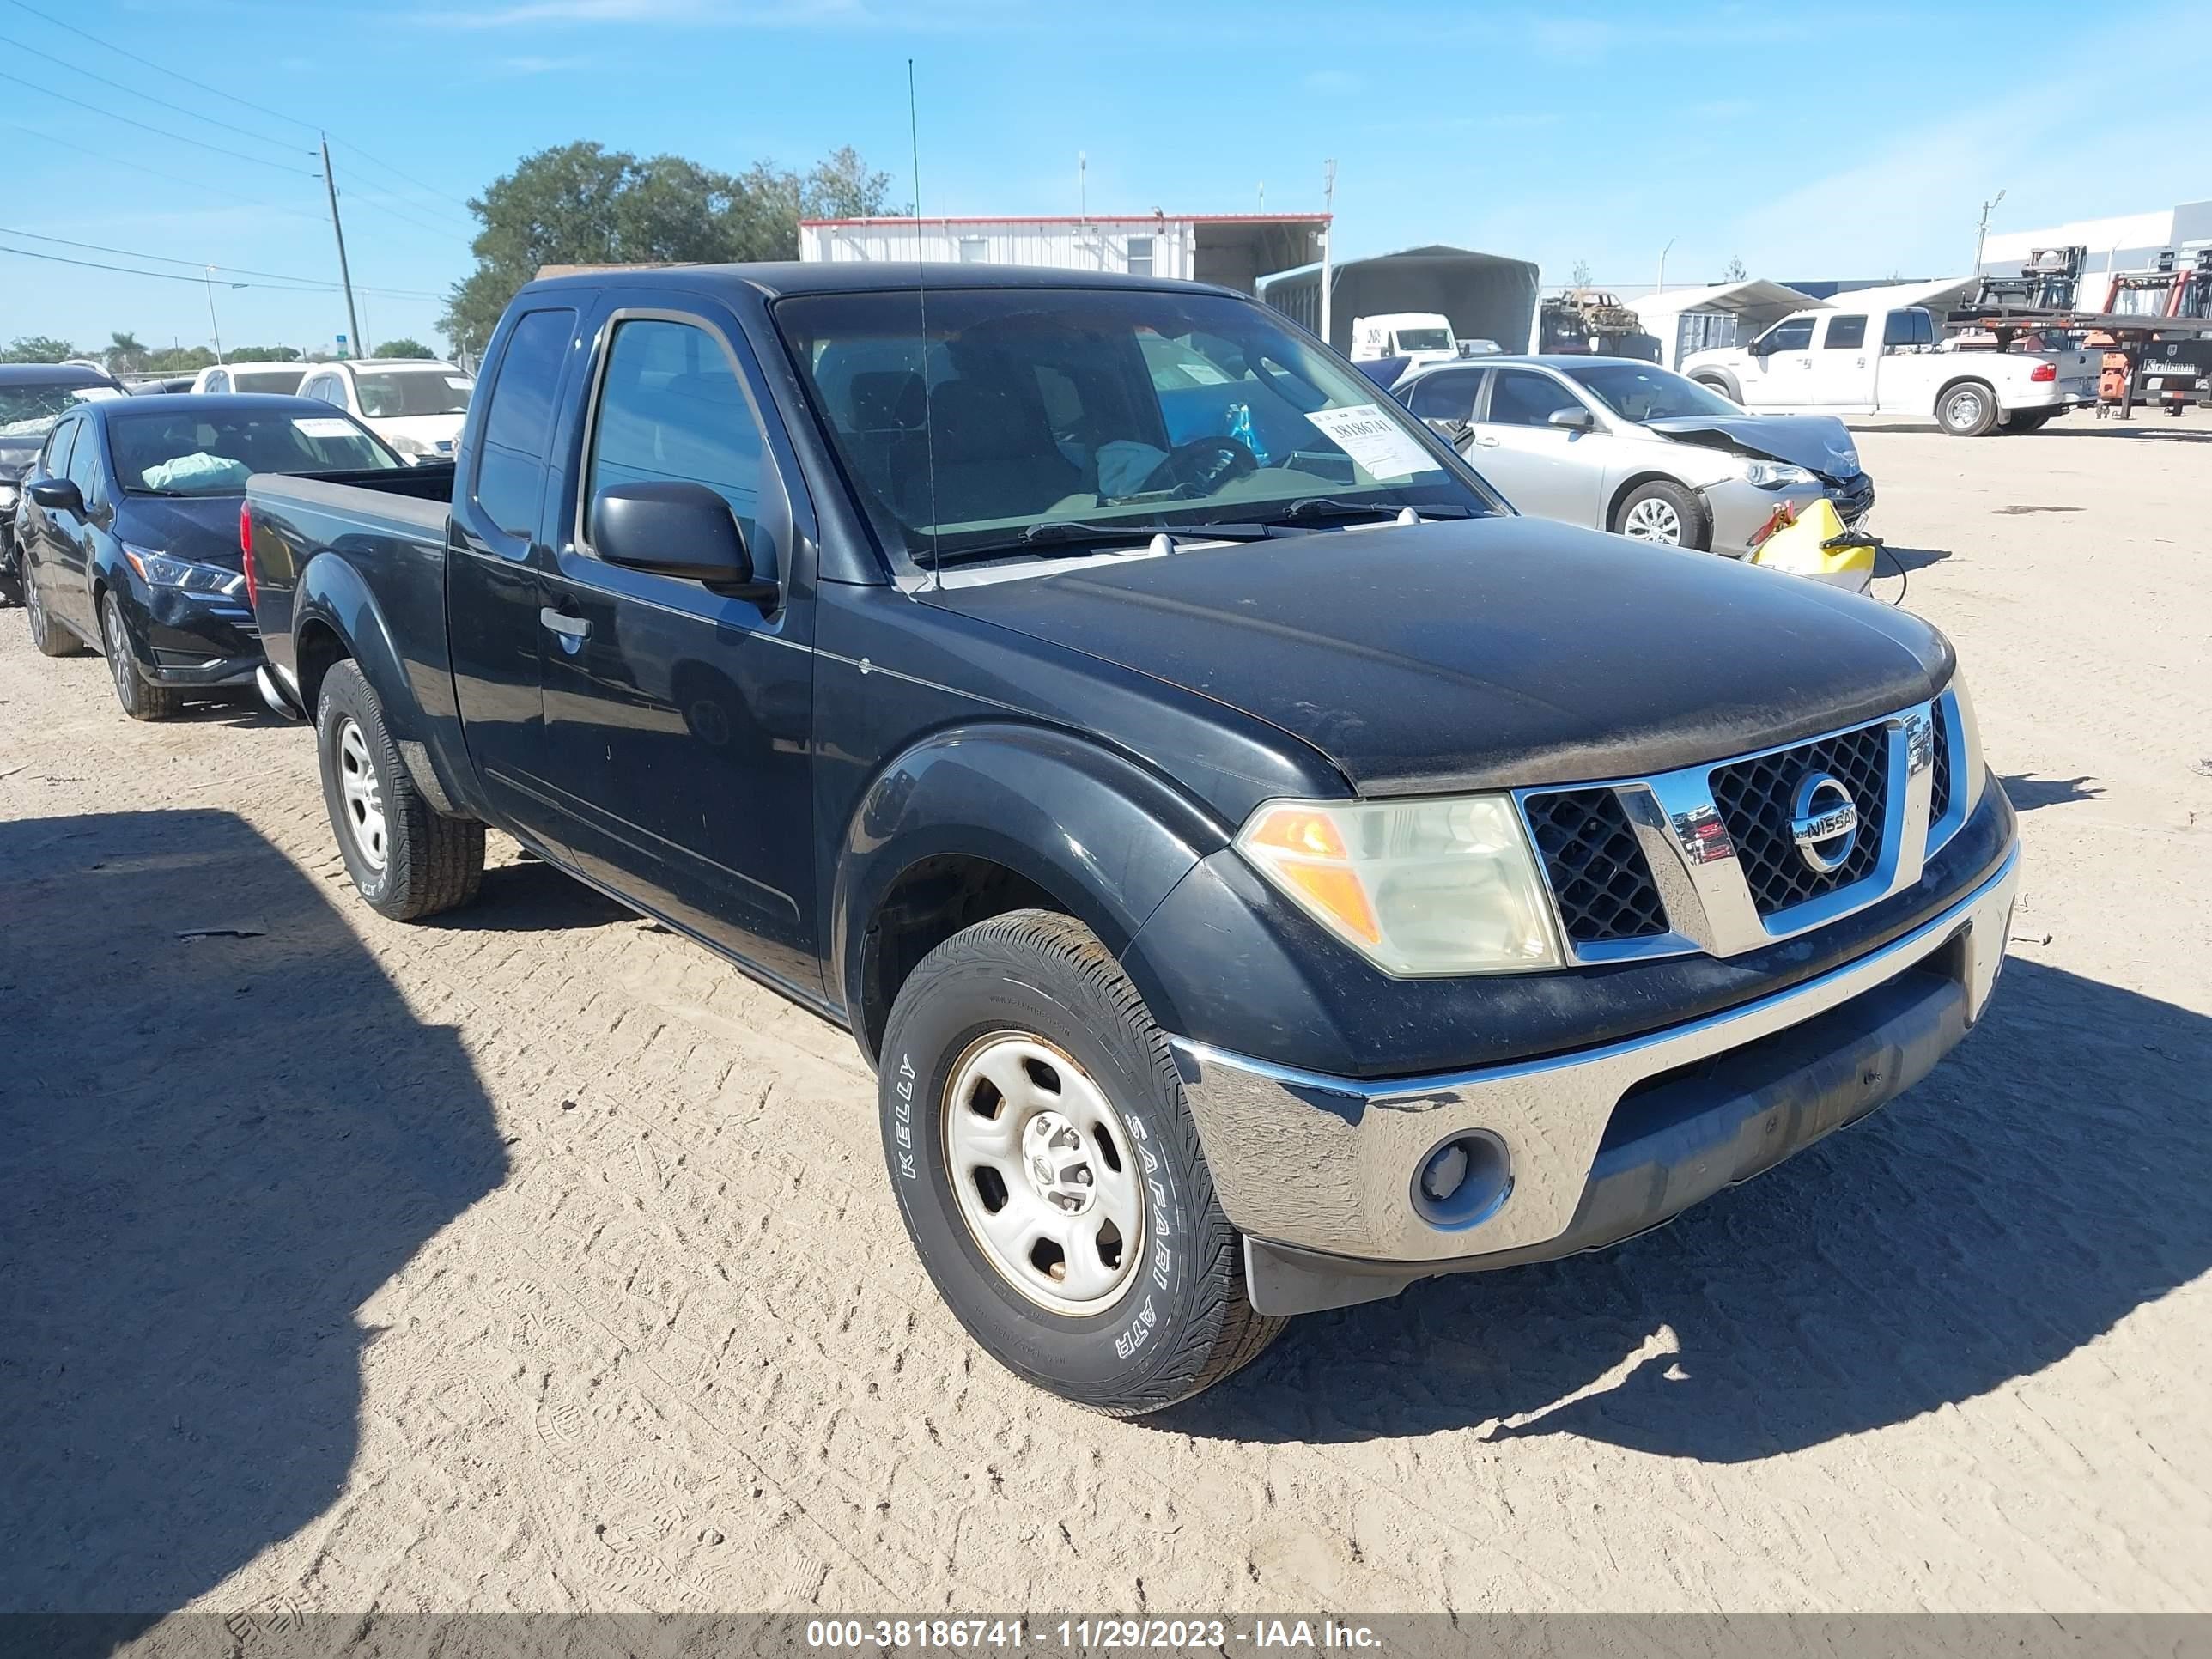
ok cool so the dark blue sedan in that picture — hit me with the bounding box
[16,393,404,719]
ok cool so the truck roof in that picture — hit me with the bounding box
[517,260,1245,304]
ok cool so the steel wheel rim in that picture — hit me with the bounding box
[1623,496,1683,543]
[336,717,389,871]
[23,568,44,640]
[942,1031,1147,1316]
[103,603,135,705]
[1947,388,1984,428]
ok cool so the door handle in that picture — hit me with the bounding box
[1470,434,1500,447]
[539,606,591,641]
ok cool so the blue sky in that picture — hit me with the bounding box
[3,0,2208,358]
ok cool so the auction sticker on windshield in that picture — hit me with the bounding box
[1304,404,1431,480]
[294,418,361,440]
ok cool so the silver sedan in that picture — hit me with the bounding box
[1390,356,1875,557]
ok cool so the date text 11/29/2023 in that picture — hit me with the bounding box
[803,1619,1385,1650]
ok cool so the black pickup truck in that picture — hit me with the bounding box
[242,263,2021,1414]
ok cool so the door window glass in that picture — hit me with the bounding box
[586,318,772,575]
[1824,315,1868,350]
[473,306,577,540]
[43,420,78,482]
[1486,370,1581,428]
[1882,309,1934,348]
[64,418,105,506]
[1407,368,1482,423]
[1762,317,1816,353]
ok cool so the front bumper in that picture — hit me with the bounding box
[1172,840,2020,1315]
[1705,472,1875,558]
[131,584,264,685]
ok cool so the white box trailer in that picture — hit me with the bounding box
[1259,245,1541,357]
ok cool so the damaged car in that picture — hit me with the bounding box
[1394,355,1874,556]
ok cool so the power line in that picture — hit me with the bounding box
[0,68,319,177]
[0,27,313,158]
[0,226,445,300]
[334,186,476,244]
[0,119,325,226]
[3,0,479,225]
[329,138,479,220]
[0,240,372,294]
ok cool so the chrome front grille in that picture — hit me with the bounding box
[1517,692,1964,965]
[1709,722,1888,915]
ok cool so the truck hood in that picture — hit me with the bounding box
[932,516,1951,796]
[1644,413,1863,478]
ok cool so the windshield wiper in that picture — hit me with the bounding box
[1267,497,1477,526]
[923,520,1273,568]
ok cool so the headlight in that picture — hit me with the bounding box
[123,544,244,597]
[1235,795,1562,976]
[389,434,429,455]
[1742,459,1816,489]
[1949,672,1987,821]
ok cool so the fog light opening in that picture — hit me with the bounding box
[1410,1130,1512,1230]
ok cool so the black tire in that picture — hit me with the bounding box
[0,547,21,609]
[100,591,184,721]
[1612,478,1712,550]
[315,658,485,921]
[879,908,1285,1414]
[21,560,82,657]
[1936,380,2001,436]
[1690,373,1739,404]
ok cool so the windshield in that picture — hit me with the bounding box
[353,370,471,419]
[108,408,402,495]
[0,383,110,439]
[1564,363,1744,422]
[231,368,307,395]
[1395,328,1455,352]
[775,286,1489,565]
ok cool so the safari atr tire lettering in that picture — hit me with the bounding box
[23,562,81,658]
[878,908,1284,1415]
[315,659,486,921]
[101,592,183,721]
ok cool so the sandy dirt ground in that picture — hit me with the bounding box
[2,416,2208,1624]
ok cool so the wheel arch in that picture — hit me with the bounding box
[832,722,1234,1068]
[1689,367,1741,402]
[1934,374,2000,429]
[1608,472,1713,550]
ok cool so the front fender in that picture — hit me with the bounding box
[831,722,1232,1058]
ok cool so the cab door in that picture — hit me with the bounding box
[536,301,820,995]
[1739,313,1819,407]
[49,414,111,635]
[1804,313,1875,405]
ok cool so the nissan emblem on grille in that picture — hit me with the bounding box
[1790,772,1860,873]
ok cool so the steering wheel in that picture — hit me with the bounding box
[1139,437,1260,497]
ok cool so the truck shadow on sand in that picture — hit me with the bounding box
[1170,956,2210,1457]
[0,810,506,1631]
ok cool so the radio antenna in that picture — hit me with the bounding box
[908,58,943,588]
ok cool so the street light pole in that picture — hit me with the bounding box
[320,133,366,358]
[204,266,225,363]
[1319,157,1336,350]
[1657,236,1676,295]
[1974,187,2007,275]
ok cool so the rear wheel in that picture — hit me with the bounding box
[316,659,485,921]
[21,562,81,657]
[1937,380,2000,436]
[101,592,183,721]
[879,908,1284,1414]
[1613,479,1711,550]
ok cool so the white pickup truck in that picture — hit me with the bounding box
[1682,304,2097,435]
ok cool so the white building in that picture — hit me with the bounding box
[1979,199,2212,281]
[797,213,1329,297]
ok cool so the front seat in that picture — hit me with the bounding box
[889,378,1082,529]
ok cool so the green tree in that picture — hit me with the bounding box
[1,334,77,363]
[1722,254,1747,282]
[106,331,148,372]
[372,337,434,359]
[222,344,302,362]
[1569,258,1593,289]
[440,140,902,356]
[145,345,217,373]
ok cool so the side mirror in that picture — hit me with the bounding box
[29,477,83,514]
[1547,405,1595,432]
[592,481,776,604]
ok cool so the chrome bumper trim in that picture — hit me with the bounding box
[1170,842,2021,1265]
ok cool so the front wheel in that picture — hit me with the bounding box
[101,592,183,721]
[1613,479,1711,550]
[315,659,485,921]
[1937,380,2001,436]
[878,909,1284,1414]
[22,561,81,657]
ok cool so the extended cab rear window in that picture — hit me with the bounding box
[473,307,577,540]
